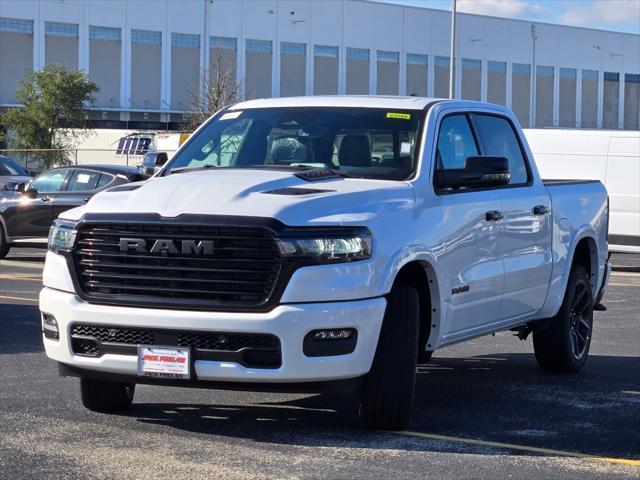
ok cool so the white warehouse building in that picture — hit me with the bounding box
[0,0,638,131]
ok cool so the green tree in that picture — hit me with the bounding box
[1,64,99,168]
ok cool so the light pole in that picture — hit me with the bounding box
[530,24,537,128]
[449,0,457,99]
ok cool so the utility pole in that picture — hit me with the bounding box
[449,0,457,98]
[530,24,537,127]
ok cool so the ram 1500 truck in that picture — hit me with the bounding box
[41,97,611,430]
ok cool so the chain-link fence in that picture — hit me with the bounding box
[0,148,177,174]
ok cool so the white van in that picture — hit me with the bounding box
[525,129,640,253]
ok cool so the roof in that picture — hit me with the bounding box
[230,95,446,111]
[50,164,140,176]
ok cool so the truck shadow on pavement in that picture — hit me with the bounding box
[0,303,42,355]
[130,352,640,461]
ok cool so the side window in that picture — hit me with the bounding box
[435,115,478,170]
[67,170,101,192]
[96,173,115,189]
[472,114,530,185]
[30,169,68,193]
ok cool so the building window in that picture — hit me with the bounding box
[487,61,506,106]
[406,53,427,97]
[132,29,162,45]
[512,63,531,127]
[461,58,481,101]
[535,65,554,127]
[89,26,120,42]
[377,50,399,95]
[245,39,273,99]
[0,17,34,104]
[623,73,639,130]
[346,48,370,94]
[603,72,620,129]
[171,33,200,110]
[434,56,450,98]
[89,26,122,107]
[581,69,598,128]
[210,36,237,50]
[559,68,577,127]
[131,30,162,109]
[0,17,33,34]
[281,42,306,97]
[314,45,338,95]
[44,21,79,69]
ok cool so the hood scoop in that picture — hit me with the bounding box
[263,187,335,196]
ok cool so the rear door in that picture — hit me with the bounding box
[434,113,505,340]
[471,113,552,319]
[50,169,111,220]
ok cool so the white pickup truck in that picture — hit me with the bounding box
[41,97,611,430]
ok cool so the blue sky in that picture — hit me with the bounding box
[379,0,640,34]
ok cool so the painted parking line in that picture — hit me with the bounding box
[395,430,640,467]
[0,294,39,304]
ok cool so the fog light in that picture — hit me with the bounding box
[42,314,59,340]
[303,328,357,357]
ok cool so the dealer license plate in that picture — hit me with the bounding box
[137,346,191,379]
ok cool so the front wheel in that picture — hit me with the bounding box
[533,264,594,373]
[360,283,420,430]
[0,225,10,259]
[80,378,135,413]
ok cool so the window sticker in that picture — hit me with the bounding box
[386,112,411,120]
[400,141,412,155]
[220,111,243,121]
[76,173,91,184]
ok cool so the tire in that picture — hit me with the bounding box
[80,378,135,413]
[360,283,420,430]
[0,225,10,259]
[533,264,594,373]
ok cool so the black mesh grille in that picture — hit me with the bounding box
[69,324,281,368]
[72,223,282,309]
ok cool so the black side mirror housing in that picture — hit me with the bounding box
[142,152,169,177]
[436,156,510,190]
[14,182,27,193]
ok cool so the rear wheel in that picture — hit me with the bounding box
[80,378,135,413]
[0,225,10,259]
[360,283,419,430]
[533,264,593,373]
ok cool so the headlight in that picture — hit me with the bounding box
[48,219,78,253]
[276,229,372,263]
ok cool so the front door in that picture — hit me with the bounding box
[434,113,505,341]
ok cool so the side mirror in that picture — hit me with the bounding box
[436,156,510,190]
[14,182,27,193]
[142,151,169,177]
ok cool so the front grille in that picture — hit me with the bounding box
[72,222,282,309]
[70,324,282,368]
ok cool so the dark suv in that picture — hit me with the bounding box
[0,164,143,258]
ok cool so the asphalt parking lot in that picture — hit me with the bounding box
[1,249,638,480]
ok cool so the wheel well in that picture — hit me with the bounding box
[394,262,433,355]
[572,237,597,288]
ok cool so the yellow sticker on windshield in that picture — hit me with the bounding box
[386,112,411,120]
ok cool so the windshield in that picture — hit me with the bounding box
[163,107,424,180]
[0,156,28,176]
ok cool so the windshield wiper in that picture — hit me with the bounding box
[168,165,218,175]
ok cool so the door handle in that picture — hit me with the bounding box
[533,205,550,216]
[83,196,91,203]
[40,197,50,203]
[485,210,504,221]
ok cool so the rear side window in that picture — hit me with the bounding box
[67,170,101,192]
[435,115,478,170]
[472,114,530,185]
[96,173,114,189]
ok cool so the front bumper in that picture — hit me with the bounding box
[40,287,386,384]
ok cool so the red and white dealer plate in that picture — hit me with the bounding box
[137,346,191,379]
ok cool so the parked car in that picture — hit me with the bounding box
[0,155,31,192]
[525,129,640,253]
[0,164,143,258]
[40,97,610,430]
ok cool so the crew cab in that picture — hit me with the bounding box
[40,97,611,430]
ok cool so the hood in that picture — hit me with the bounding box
[0,176,30,191]
[80,169,415,225]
